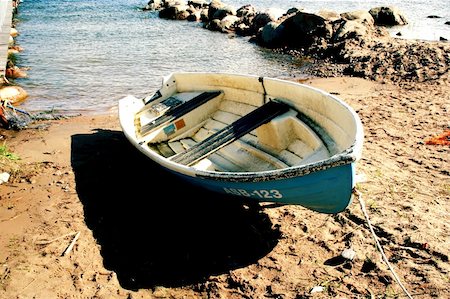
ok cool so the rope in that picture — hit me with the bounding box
[6,102,33,116]
[258,76,267,104]
[352,188,414,299]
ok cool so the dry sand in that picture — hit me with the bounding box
[0,76,449,298]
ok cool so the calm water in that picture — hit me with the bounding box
[13,0,449,114]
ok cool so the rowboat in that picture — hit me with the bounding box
[118,72,364,214]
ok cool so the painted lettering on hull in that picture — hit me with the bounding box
[223,188,283,199]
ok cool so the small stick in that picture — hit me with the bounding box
[35,232,78,245]
[61,231,80,256]
[0,213,23,223]
[18,278,36,295]
[387,244,419,252]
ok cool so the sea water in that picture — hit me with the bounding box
[12,0,449,114]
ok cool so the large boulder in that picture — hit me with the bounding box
[236,4,257,19]
[234,5,257,36]
[205,19,222,31]
[220,15,240,31]
[279,11,331,48]
[143,0,162,11]
[186,8,201,22]
[0,86,28,104]
[163,0,187,7]
[212,5,236,20]
[249,8,284,36]
[333,19,372,42]
[200,8,209,22]
[159,4,190,20]
[257,22,285,47]
[369,6,408,26]
[208,0,225,21]
[5,66,27,79]
[188,0,208,9]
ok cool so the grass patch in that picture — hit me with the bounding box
[7,52,17,66]
[0,142,21,177]
[0,143,19,161]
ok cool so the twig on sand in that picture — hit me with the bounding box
[61,231,80,256]
[19,278,37,294]
[0,213,23,223]
[35,231,78,245]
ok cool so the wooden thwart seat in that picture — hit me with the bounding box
[170,101,290,166]
[140,90,222,135]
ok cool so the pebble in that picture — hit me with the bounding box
[310,286,324,294]
[341,248,356,261]
[0,172,10,184]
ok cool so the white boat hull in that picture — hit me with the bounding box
[119,72,364,213]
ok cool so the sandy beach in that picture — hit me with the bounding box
[0,73,449,298]
[1,0,449,297]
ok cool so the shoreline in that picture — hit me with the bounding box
[1,1,448,119]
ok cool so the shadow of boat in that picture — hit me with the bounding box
[70,129,280,290]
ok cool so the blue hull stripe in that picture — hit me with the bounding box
[170,163,355,214]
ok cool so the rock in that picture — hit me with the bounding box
[283,11,329,37]
[250,9,283,35]
[341,10,375,26]
[5,66,27,79]
[176,9,190,20]
[310,286,324,294]
[317,9,340,22]
[8,45,23,52]
[188,0,208,9]
[0,172,10,184]
[220,15,239,30]
[8,48,20,55]
[186,10,201,22]
[199,8,209,22]
[143,0,162,11]
[369,6,408,26]
[341,248,356,261]
[10,27,18,37]
[205,18,222,31]
[208,0,225,21]
[236,4,256,19]
[333,19,371,42]
[0,86,28,104]
[258,21,285,47]
[212,5,236,20]
[159,5,190,20]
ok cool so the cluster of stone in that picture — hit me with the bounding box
[143,0,450,83]
[144,0,406,52]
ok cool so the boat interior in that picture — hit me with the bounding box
[133,84,355,172]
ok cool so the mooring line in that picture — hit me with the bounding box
[353,188,413,299]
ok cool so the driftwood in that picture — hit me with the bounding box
[0,101,82,130]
